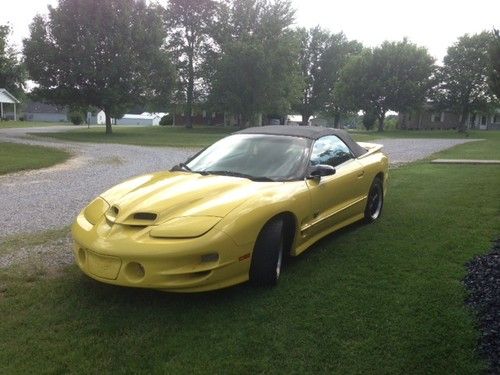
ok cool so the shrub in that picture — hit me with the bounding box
[362,111,377,130]
[70,112,84,125]
[384,116,399,130]
[160,114,173,126]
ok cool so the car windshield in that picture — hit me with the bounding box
[184,134,310,181]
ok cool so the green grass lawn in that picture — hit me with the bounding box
[34,124,500,150]
[351,128,499,141]
[358,129,500,159]
[0,120,68,129]
[0,137,498,373]
[433,131,500,160]
[33,125,238,148]
[0,142,71,175]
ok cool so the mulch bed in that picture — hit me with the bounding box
[464,238,500,374]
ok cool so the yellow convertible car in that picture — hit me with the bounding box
[72,126,388,292]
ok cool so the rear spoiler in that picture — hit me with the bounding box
[356,142,383,159]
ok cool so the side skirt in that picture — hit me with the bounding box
[292,213,365,256]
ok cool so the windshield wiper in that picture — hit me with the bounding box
[203,170,275,182]
[170,163,191,172]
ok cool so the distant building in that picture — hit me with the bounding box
[468,110,500,130]
[25,101,68,122]
[173,110,225,126]
[286,115,302,126]
[399,104,500,130]
[86,111,168,126]
[0,89,20,120]
[87,110,107,125]
[115,112,163,126]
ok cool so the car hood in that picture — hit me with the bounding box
[100,171,274,225]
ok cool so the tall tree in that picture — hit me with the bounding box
[488,29,500,99]
[316,33,362,128]
[165,0,216,128]
[335,39,435,131]
[293,27,361,126]
[209,0,300,127]
[24,0,174,134]
[433,32,496,133]
[294,26,332,125]
[0,24,26,100]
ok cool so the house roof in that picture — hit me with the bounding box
[25,101,67,114]
[236,125,368,157]
[0,89,20,104]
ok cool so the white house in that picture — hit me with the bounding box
[0,89,20,120]
[285,115,302,125]
[115,112,164,126]
[87,110,107,125]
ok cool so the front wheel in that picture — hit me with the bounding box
[364,177,384,223]
[249,219,284,286]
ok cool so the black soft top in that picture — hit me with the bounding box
[236,125,367,158]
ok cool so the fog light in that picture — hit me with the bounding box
[78,248,86,265]
[201,253,219,263]
[125,262,145,281]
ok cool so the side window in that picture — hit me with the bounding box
[310,135,353,168]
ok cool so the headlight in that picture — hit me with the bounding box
[149,216,221,239]
[83,197,110,225]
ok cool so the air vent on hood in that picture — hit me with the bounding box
[133,212,157,221]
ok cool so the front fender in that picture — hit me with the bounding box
[216,180,310,246]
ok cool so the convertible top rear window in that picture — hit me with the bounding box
[237,125,367,158]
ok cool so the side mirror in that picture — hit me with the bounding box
[307,164,336,181]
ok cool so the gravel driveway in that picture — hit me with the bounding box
[0,126,479,240]
[0,126,195,240]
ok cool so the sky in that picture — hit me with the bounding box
[1,0,499,63]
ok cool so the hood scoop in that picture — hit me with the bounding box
[105,206,158,227]
[117,211,158,227]
[132,212,157,221]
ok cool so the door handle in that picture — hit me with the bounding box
[357,170,365,178]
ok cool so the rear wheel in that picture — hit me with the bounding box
[249,219,284,286]
[364,177,383,223]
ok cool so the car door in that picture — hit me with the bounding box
[303,135,366,237]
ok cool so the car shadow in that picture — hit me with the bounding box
[70,219,369,310]
[285,220,366,268]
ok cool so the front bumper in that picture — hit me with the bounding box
[72,213,253,292]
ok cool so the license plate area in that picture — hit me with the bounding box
[87,251,122,280]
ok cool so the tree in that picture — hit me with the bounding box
[24,0,174,134]
[293,27,361,126]
[319,34,362,128]
[0,24,26,100]
[209,0,300,127]
[294,26,332,125]
[433,32,496,133]
[335,40,435,131]
[488,29,500,99]
[165,0,217,128]
[214,41,268,125]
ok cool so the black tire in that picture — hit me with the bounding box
[364,177,384,223]
[249,219,284,286]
